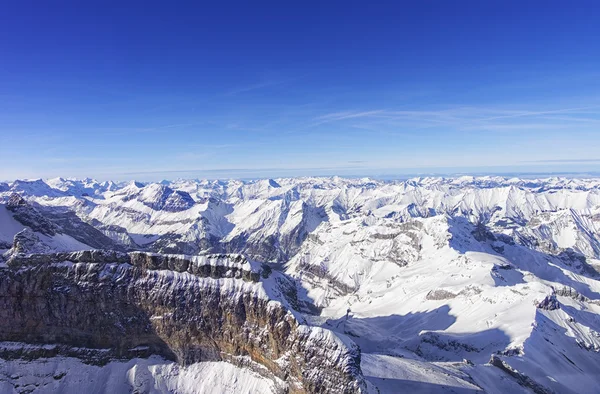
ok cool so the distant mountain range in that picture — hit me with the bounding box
[2,176,600,393]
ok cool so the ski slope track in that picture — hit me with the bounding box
[2,176,600,393]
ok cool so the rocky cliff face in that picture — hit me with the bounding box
[6,194,59,236]
[0,250,366,394]
[4,193,124,252]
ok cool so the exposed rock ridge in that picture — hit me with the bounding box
[6,250,263,282]
[489,355,554,394]
[0,250,366,393]
[6,193,59,236]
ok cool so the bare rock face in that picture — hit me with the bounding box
[9,228,51,255]
[6,193,59,236]
[536,294,560,310]
[4,194,124,251]
[489,355,553,394]
[137,184,196,212]
[0,251,366,393]
[425,289,458,300]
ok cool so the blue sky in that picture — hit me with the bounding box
[1,1,600,181]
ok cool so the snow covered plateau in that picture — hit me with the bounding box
[2,175,600,393]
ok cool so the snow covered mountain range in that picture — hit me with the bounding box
[2,176,600,393]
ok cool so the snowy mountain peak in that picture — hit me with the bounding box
[137,184,196,212]
[2,176,600,393]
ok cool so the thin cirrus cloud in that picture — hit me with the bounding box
[526,159,600,163]
[223,80,287,96]
[308,105,600,133]
[118,164,368,176]
[222,76,304,96]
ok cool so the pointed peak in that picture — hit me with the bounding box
[268,179,281,188]
[128,180,145,189]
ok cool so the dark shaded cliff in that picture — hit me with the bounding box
[0,250,366,393]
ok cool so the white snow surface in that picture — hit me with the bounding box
[0,356,280,394]
[3,176,600,392]
[0,206,24,244]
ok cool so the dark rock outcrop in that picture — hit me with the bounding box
[0,251,366,393]
[4,194,125,251]
[6,194,59,236]
[489,355,553,394]
[8,228,50,255]
[138,185,196,212]
[39,209,126,251]
[536,294,560,310]
[471,222,496,242]
[425,289,457,300]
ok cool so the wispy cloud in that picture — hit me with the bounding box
[525,158,600,163]
[119,164,368,176]
[223,78,296,96]
[82,121,214,137]
[140,123,198,132]
[476,105,600,121]
[310,110,385,127]
[309,104,600,134]
[460,123,583,131]
[315,110,385,121]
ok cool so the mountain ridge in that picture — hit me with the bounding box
[2,176,600,393]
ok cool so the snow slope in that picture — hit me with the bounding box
[0,204,91,254]
[0,206,24,244]
[0,356,281,394]
[3,176,600,392]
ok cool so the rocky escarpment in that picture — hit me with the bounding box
[5,193,125,251]
[6,193,59,236]
[0,250,366,393]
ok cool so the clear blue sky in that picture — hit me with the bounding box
[1,1,600,180]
